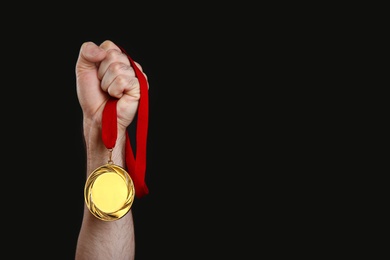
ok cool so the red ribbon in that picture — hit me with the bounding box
[101,47,149,198]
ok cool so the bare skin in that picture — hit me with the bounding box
[75,40,147,260]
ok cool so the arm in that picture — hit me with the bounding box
[75,40,145,260]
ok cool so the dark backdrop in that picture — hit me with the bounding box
[2,5,350,259]
[3,9,264,259]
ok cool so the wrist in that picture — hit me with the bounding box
[83,120,127,176]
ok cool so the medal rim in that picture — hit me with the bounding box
[84,163,135,221]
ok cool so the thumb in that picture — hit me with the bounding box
[76,41,106,73]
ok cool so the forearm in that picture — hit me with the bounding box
[75,121,135,260]
[75,211,135,260]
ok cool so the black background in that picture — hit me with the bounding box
[2,7,268,259]
[1,6,356,259]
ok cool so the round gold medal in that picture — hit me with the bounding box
[84,163,135,221]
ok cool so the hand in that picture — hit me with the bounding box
[76,40,146,133]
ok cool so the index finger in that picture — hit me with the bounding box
[99,40,122,52]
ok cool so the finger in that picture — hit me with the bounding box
[76,42,106,71]
[99,40,121,52]
[133,61,143,71]
[98,49,132,81]
[100,62,136,94]
[107,74,141,100]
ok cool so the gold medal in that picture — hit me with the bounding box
[84,163,135,221]
[83,53,150,221]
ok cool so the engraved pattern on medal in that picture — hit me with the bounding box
[84,164,135,221]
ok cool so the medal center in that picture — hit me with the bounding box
[91,172,128,213]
